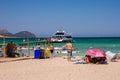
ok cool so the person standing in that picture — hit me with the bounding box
[49,44,54,58]
[64,41,72,61]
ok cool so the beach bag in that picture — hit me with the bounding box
[45,48,50,58]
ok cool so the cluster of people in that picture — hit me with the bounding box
[84,55,107,64]
[3,40,112,65]
[6,41,20,57]
[64,40,108,64]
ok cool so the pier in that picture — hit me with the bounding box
[0,38,52,58]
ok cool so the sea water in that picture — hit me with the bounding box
[0,37,120,56]
[52,37,120,56]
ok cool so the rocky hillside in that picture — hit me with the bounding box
[0,29,36,38]
[14,31,36,38]
[0,29,13,37]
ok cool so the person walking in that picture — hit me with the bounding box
[64,41,72,61]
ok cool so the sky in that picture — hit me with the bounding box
[0,0,120,37]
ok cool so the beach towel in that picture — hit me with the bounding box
[74,60,86,64]
[105,51,116,61]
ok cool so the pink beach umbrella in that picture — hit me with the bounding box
[86,48,106,57]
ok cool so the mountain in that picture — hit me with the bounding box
[14,31,36,38]
[0,29,13,37]
[0,29,36,38]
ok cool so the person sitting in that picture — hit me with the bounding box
[84,55,91,64]
[100,57,108,64]
[12,47,20,57]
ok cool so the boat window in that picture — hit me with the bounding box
[66,36,72,38]
[55,33,64,35]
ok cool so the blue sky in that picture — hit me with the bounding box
[0,0,120,37]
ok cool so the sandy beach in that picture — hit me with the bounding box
[0,57,120,80]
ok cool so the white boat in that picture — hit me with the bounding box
[51,30,72,43]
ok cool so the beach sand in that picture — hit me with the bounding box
[0,57,120,80]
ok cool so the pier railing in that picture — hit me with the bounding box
[0,38,52,58]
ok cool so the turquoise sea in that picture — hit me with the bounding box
[53,37,120,56]
[0,37,120,56]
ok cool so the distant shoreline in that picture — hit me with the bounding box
[1,37,120,39]
[73,37,120,39]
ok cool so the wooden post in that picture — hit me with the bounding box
[27,38,30,57]
[3,37,6,58]
[43,39,46,49]
[38,38,40,45]
[47,38,50,47]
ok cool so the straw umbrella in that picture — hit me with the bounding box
[0,35,7,57]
